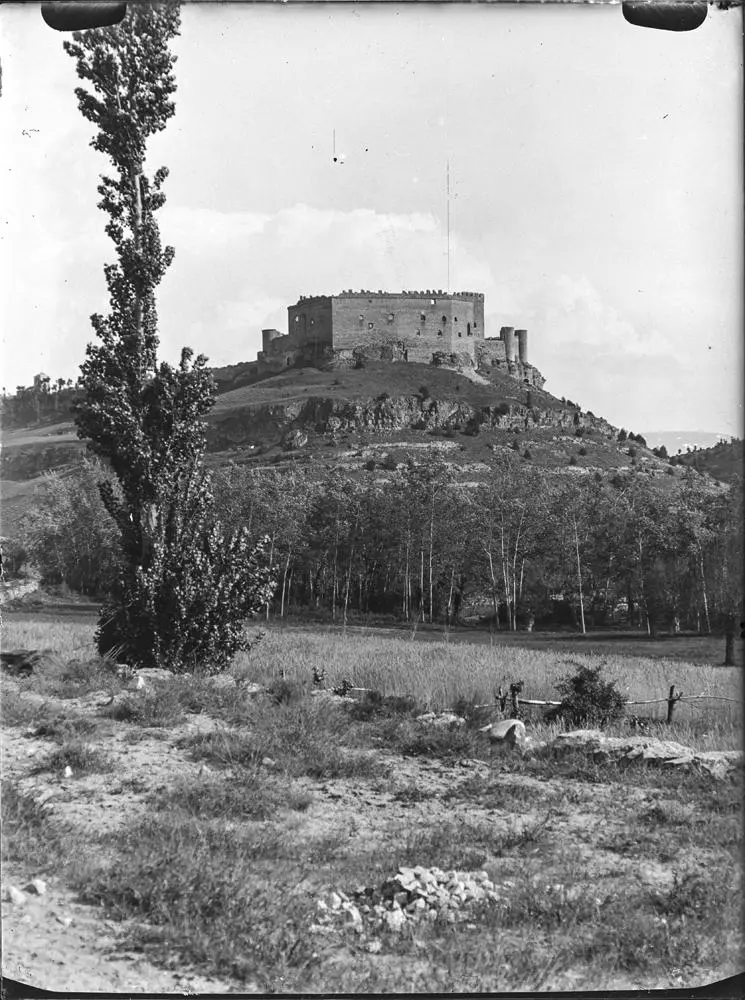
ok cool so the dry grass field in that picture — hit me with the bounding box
[1,617,743,993]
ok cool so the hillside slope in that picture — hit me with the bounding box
[0,360,698,514]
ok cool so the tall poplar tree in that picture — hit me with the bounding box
[65,3,276,673]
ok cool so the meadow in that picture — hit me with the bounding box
[2,614,742,992]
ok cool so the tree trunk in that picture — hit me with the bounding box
[573,515,586,635]
[698,550,712,634]
[724,614,736,666]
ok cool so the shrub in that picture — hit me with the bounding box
[523,449,532,460]
[568,455,578,466]
[20,459,122,597]
[546,663,626,728]
[363,459,376,472]
[510,439,520,451]
[418,385,430,400]
[578,445,587,457]
[628,446,637,458]
[617,429,628,442]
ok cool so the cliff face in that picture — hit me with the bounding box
[206,394,615,451]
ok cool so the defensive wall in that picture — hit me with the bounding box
[256,291,543,387]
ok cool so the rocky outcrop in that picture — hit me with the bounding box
[207,395,616,452]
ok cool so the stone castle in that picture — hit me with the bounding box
[250,290,545,388]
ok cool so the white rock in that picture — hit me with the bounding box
[4,886,26,905]
[55,914,73,928]
[316,899,329,912]
[63,766,73,778]
[384,908,406,932]
[328,892,342,910]
[487,719,527,745]
[366,939,382,954]
[25,878,47,896]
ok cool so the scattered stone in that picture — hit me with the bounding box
[25,878,47,896]
[365,939,382,954]
[240,682,267,697]
[550,730,743,777]
[4,885,26,905]
[261,757,276,768]
[328,892,342,910]
[63,766,73,779]
[483,718,527,746]
[384,908,406,932]
[415,712,466,728]
[0,649,44,677]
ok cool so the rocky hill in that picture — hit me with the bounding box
[0,359,708,536]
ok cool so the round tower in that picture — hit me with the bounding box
[500,326,516,363]
[262,328,282,353]
[516,329,528,365]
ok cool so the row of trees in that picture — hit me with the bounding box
[19,453,743,659]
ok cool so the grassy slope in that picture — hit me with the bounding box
[2,619,742,992]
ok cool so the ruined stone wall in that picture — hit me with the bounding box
[286,297,334,355]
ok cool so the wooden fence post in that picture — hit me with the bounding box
[666,684,680,724]
[497,686,508,713]
[510,682,522,717]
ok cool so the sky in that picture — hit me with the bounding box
[0,1,742,435]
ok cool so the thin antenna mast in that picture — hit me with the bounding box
[446,159,451,293]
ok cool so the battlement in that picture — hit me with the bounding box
[296,290,485,303]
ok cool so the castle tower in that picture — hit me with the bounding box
[262,329,282,352]
[500,326,516,363]
[516,329,528,365]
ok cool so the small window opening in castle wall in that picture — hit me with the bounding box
[286,358,291,366]
[294,316,299,324]
[437,330,443,337]
[310,318,315,326]
[441,315,447,324]
[358,314,364,325]
[467,323,472,336]
[458,331,462,337]
[420,312,426,322]
[430,299,436,305]
[368,322,374,329]
[416,329,421,336]
[387,313,394,324]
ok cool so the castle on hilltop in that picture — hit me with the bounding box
[251,290,545,388]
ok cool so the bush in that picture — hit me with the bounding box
[546,663,626,728]
[523,449,532,460]
[418,385,430,400]
[510,439,520,451]
[20,459,122,597]
[568,455,578,466]
[578,445,587,457]
[617,429,628,443]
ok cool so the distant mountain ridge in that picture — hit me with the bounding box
[641,430,738,453]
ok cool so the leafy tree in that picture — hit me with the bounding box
[21,460,122,596]
[64,3,275,672]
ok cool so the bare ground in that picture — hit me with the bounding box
[1,673,741,993]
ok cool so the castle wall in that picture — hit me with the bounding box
[287,297,333,356]
[329,291,484,360]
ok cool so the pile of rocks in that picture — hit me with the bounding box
[312,865,500,938]
[415,712,466,728]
